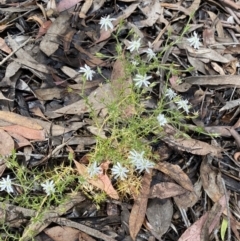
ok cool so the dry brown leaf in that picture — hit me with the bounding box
[187,55,207,74]
[54,83,114,115]
[1,125,45,140]
[160,3,191,15]
[98,173,119,200]
[91,0,106,11]
[0,37,11,54]
[0,129,14,156]
[224,44,240,54]
[226,127,240,149]
[149,182,187,199]
[186,46,229,63]
[184,75,240,87]
[207,11,224,38]
[14,58,52,74]
[0,24,12,32]
[57,0,83,12]
[40,12,71,56]
[8,132,31,148]
[155,162,194,192]
[0,158,6,177]
[200,156,224,202]
[36,20,52,39]
[204,126,231,137]
[0,111,42,130]
[174,179,202,209]
[74,160,119,199]
[27,15,44,26]
[129,170,152,240]
[138,0,161,27]
[169,75,191,92]
[178,195,227,241]
[79,0,92,18]
[162,136,222,157]
[44,226,80,241]
[146,198,173,239]
[34,88,62,101]
[211,62,225,75]
[0,91,14,101]
[203,27,216,47]
[187,0,201,13]
[74,44,106,67]
[30,107,49,121]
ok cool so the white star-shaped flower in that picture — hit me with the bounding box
[128,150,155,173]
[127,38,141,52]
[165,88,177,100]
[99,15,116,31]
[0,175,13,193]
[87,161,102,178]
[111,162,129,180]
[135,158,155,173]
[157,114,167,126]
[175,99,191,114]
[79,64,96,81]
[128,150,144,165]
[187,31,201,49]
[133,74,151,88]
[41,180,55,196]
[131,60,139,66]
[144,48,156,61]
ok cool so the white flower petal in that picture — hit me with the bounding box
[79,64,96,81]
[41,180,55,196]
[175,99,191,114]
[133,74,151,88]
[128,150,155,173]
[157,114,167,126]
[187,31,201,49]
[99,15,116,31]
[87,162,102,178]
[111,162,129,180]
[127,38,141,52]
[165,88,177,100]
[144,48,156,61]
[0,175,13,193]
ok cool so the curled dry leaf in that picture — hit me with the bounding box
[200,156,224,203]
[155,162,194,192]
[184,75,240,87]
[162,135,222,157]
[79,0,92,18]
[2,125,45,140]
[0,129,14,156]
[149,182,187,199]
[129,170,152,240]
[0,111,42,130]
[44,226,80,241]
[174,179,202,209]
[74,160,119,199]
[219,98,240,112]
[138,0,161,27]
[0,37,11,54]
[234,152,240,162]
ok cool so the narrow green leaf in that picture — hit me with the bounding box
[221,217,228,241]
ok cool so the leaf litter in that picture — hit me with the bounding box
[1,0,240,240]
